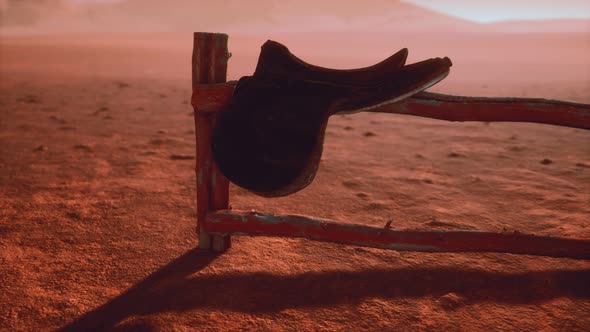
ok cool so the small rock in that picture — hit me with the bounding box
[540,158,553,165]
[157,129,168,134]
[66,211,82,220]
[438,293,465,310]
[114,81,130,88]
[149,138,164,145]
[469,175,481,182]
[342,180,361,189]
[33,145,48,152]
[93,106,109,115]
[364,202,388,210]
[363,131,377,137]
[506,146,526,152]
[73,144,93,152]
[344,126,354,131]
[447,152,465,158]
[49,115,66,124]
[170,154,195,160]
[18,95,41,104]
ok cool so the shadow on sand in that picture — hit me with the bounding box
[58,248,590,331]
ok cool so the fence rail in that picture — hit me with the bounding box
[192,32,590,258]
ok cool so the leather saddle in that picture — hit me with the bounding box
[212,40,452,197]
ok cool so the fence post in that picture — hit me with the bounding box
[192,32,231,252]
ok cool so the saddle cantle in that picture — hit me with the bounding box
[212,40,452,197]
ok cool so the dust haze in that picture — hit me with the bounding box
[2,0,590,86]
[2,0,475,33]
[1,1,589,331]
[2,0,589,33]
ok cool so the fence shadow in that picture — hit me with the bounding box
[58,249,590,331]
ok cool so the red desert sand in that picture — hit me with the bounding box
[1,27,589,331]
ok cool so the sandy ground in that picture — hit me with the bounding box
[0,32,589,331]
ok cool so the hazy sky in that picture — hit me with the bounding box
[404,0,590,22]
[64,0,590,23]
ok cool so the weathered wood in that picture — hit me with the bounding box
[192,81,590,130]
[192,83,236,113]
[205,210,590,260]
[378,91,590,130]
[191,33,589,259]
[192,32,231,251]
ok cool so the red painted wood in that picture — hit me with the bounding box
[192,33,232,251]
[204,210,590,260]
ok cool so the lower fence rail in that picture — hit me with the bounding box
[203,210,590,260]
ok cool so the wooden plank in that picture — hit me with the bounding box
[204,210,590,260]
[192,32,232,251]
